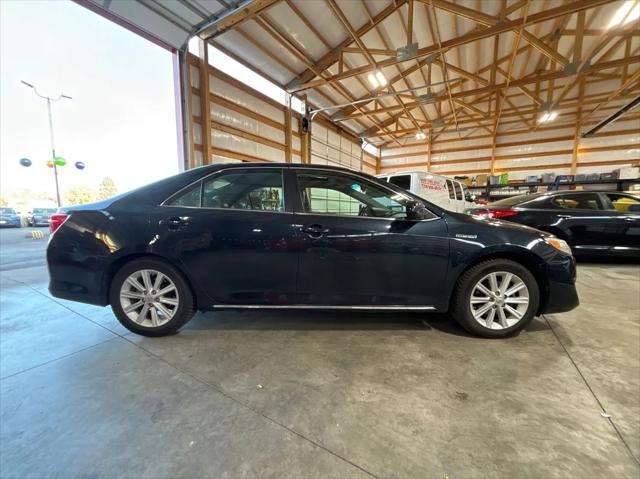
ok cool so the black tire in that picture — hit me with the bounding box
[450,259,539,338]
[109,258,196,337]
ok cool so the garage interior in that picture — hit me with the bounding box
[1,0,639,477]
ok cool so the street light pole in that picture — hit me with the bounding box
[21,80,72,207]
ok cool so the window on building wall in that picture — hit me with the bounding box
[202,44,306,115]
[362,140,379,157]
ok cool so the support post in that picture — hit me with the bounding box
[570,78,585,175]
[198,39,212,164]
[284,96,292,163]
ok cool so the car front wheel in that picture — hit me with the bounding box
[451,259,539,338]
[110,258,196,337]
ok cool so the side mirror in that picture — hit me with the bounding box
[405,200,427,220]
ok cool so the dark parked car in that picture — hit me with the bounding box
[47,164,579,338]
[29,207,56,226]
[0,207,21,228]
[466,191,640,257]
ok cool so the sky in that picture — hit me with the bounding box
[0,0,180,204]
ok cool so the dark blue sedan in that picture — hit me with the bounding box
[46,163,579,338]
[0,207,21,228]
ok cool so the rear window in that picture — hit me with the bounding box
[0,208,16,215]
[490,194,543,207]
[33,208,56,214]
[388,175,411,191]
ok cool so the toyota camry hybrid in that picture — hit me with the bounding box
[47,163,579,338]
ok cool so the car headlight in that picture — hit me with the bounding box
[545,237,572,256]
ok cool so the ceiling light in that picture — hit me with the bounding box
[415,131,427,140]
[368,73,379,88]
[539,111,558,123]
[608,1,639,28]
[375,71,387,86]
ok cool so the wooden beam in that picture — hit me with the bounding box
[199,0,281,40]
[285,0,407,89]
[570,78,584,174]
[284,97,292,163]
[198,39,212,165]
[295,0,610,91]
[354,56,639,130]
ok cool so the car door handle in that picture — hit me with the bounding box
[301,224,329,237]
[161,217,187,230]
[557,214,572,219]
[625,217,635,223]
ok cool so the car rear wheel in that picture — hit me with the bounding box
[110,258,195,337]
[451,259,539,338]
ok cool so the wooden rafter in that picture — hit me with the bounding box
[292,0,609,92]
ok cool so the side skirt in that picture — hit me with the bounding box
[211,305,437,311]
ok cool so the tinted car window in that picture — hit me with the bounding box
[167,182,202,207]
[604,193,640,213]
[33,208,55,214]
[297,171,411,219]
[166,169,284,212]
[388,175,411,191]
[0,208,16,215]
[453,182,463,200]
[202,170,284,211]
[551,193,602,210]
[446,180,455,199]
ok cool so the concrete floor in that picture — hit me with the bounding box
[1,227,639,478]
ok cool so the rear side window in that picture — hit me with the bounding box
[445,180,455,199]
[166,169,284,212]
[453,182,463,200]
[551,193,602,210]
[388,175,411,191]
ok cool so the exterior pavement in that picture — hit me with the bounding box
[0,226,639,478]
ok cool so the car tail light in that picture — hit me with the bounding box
[50,213,69,233]
[476,209,519,220]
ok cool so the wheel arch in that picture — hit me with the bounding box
[449,249,549,315]
[103,253,200,309]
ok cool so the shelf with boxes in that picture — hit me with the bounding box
[460,167,640,201]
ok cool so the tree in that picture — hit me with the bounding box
[97,177,118,200]
[65,187,95,205]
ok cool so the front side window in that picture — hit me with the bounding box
[604,193,640,213]
[446,180,455,200]
[551,193,602,210]
[297,171,413,219]
[388,174,411,191]
[166,169,284,212]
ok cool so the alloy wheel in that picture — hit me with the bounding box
[119,269,180,327]
[470,271,530,330]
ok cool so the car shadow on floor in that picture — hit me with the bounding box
[183,310,550,338]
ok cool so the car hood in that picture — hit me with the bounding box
[445,211,551,237]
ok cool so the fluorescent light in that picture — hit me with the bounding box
[608,1,639,28]
[368,71,387,88]
[539,111,558,123]
[368,73,379,88]
[415,131,426,140]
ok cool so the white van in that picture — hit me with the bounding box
[377,171,476,213]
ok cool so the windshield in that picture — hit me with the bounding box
[33,208,56,214]
[0,208,17,215]
[490,194,542,207]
